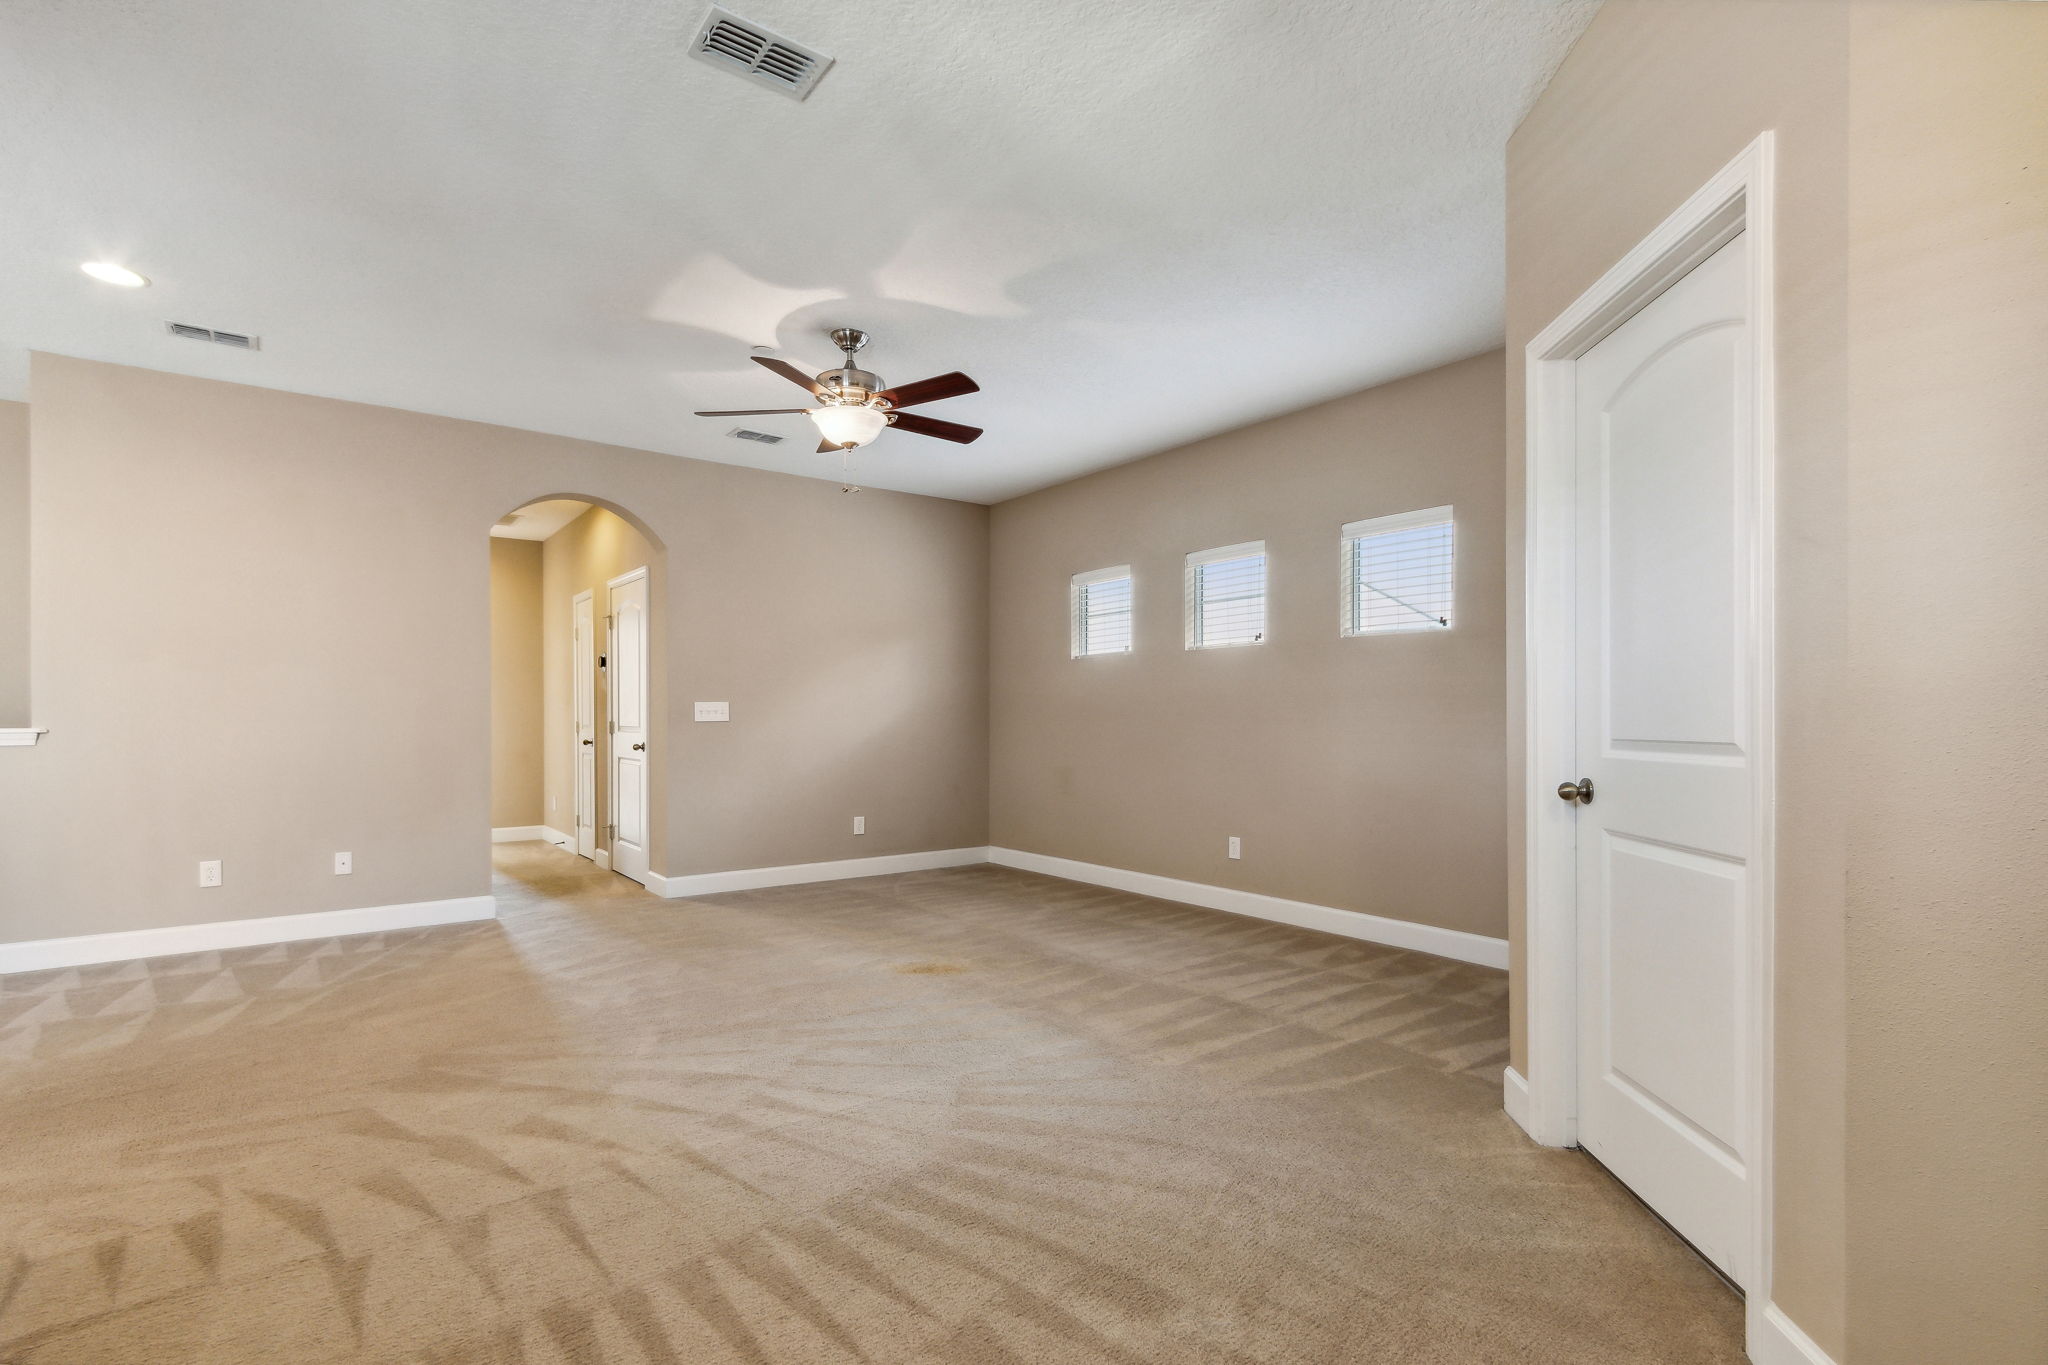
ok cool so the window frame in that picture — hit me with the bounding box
[1069,564,1134,659]
[1340,506,1455,637]
[1184,540,1268,651]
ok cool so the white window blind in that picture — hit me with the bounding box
[1070,566,1133,657]
[1185,541,1267,649]
[1342,506,1454,635]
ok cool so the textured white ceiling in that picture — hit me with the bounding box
[0,0,1597,502]
[489,498,592,541]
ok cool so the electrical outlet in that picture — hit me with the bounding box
[1227,836,1242,860]
[694,701,730,722]
[334,851,353,875]
[198,859,222,887]
[853,816,865,835]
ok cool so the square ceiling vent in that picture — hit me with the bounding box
[690,6,833,101]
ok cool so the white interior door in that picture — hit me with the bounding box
[1571,232,1755,1284]
[607,568,651,885]
[572,590,596,860]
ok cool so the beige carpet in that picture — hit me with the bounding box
[0,846,1744,1363]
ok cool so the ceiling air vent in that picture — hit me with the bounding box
[727,427,786,445]
[690,7,833,101]
[167,322,260,350]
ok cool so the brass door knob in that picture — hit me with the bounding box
[581,739,594,746]
[631,743,646,751]
[1556,779,1594,805]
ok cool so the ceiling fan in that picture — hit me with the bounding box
[695,328,982,453]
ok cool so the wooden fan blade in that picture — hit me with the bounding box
[877,371,978,409]
[888,411,983,444]
[753,355,823,394]
[694,408,810,416]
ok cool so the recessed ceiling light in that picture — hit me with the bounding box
[81,261,149,288]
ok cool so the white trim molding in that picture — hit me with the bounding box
[1748,1305,1840,1365]
[491,825,571,846]
[650,847,991,899]
[989,848,1508,969]
[1519,131,1779,1353]
[0,895,497,975]
[0,728,47,747]
[1502,1067,1536,1139]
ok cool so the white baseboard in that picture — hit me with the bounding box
[491,825,570,845]
[593,848,611,870]
[0,895,498,975]
[651,846,992,899]
[1503,1066,1537,1138]
[1748,1304,1839,1365]
[986,848,1509,969]
[0,727,46,746]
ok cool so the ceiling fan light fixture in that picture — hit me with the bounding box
[809,403,887,448]
[705,328,983,448]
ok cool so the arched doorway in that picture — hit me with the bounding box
[488,496,666,889]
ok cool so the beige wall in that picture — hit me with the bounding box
[0,400,27,725]
[488,537,543,829]
[537,505,665,855]
[1842,5,2048,1361]
[990,351,1507,939]
[0,354,988,943]
[1511,2,2048,1359]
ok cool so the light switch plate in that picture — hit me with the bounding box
[694,701,730,722]
[853,816,865,835]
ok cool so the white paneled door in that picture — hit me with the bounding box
[606,568,651,886]
[573,590,596,860]
[1571,232,1755,1284]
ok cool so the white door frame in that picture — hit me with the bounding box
[604,565,651,885]
[1515,133,1780,1347]
[572,589,597,862]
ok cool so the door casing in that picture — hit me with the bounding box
[1516,133,1778,1347]
[572,589,596,861]
[605,565,652,886]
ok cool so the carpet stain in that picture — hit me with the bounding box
[893,960,970,974]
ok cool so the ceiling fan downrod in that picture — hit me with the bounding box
[822,328,880,403]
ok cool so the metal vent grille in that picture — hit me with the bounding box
[690,7,833,100]
[167,321,260,350]
[727,427,786,444]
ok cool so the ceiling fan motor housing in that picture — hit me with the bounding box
[819,366,884,403]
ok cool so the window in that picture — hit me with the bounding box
[1070,566,1133,657]
[1342,506,1454,635]
[1185,541,1267,649]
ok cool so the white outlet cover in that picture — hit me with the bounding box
[853,816,865,835]
[334,851,353,875]
[1227,837,1242,859]
[198,859,222,887]
[694,701,730,722]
